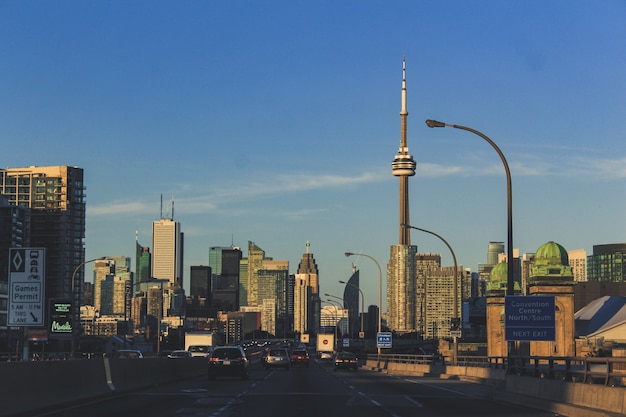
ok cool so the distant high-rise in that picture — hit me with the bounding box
[152,202,183,287]
[93,259,114,314]
[187,265,211,325]
[258,260,289,337]
[239,258,249,306]
[246,241,271,307]
[415,253,441,334]
[588,243,626,282]
[488,242,505,265]
[0,165,86,305]
[209,246,242,313]
[190,265,211,299]
[424,264,462,339]
[294,242,320,335]
[387,58,418,333]
[135,233,151,284]
[568,249,587,282]
[342,268,360,337]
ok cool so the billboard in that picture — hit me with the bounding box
[49,299,73,337]
[8,248,46,327]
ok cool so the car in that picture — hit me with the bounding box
[319,351,334,360]
[334,351,358,371]
[208,346,249,380]
[168,350,192,358]
[157,350,174,358]
[291,348,309,367]
[188,345,214,358]
[111,349,144,359]
[264,348,291,370]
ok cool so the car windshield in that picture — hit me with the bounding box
[189,346,209,352]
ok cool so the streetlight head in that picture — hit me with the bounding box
[324,293,330,297]
[344,252,354,257]
[425,119,446,128]
[338,280,346,284]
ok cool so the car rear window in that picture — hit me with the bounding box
[269,349,287,356]
[293,350,307,355]
[212,348,243,359]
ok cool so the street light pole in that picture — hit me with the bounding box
[323,300,342,352]
[425,120,514,296]
[338,280,365,339]
[402,223,460,365]
[344,252,382,356]
[70,256,106,359]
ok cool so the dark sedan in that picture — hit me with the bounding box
[334,351,358,371]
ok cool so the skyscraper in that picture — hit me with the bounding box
[415,253,441,334]
[135,233,151,284]
[93,259,114,315]
[258,261,289,337]
[0,166,86,305]
[342,268,360,337]
[246,241,270,307]
[294,241,320,335]
[209,246,242,313]
[387,59,418,333]
[152,208,183,287]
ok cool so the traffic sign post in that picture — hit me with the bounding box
[8,248,46,327]
[377,332,392,349]
[505,296,555,341]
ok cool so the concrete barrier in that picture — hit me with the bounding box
[0,357,208,417]
[0,359,111,416]
[365,358,626,416]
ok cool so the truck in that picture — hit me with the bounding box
[184,332,225,357]
[316,333,335,359]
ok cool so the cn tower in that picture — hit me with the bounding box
[387,58,418,333]
[391,57,416,244]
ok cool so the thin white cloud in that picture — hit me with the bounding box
[88,155,624,218]
[88,171,387,217]
[88,201,150,216]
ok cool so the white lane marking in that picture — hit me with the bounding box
[404,395,424,407]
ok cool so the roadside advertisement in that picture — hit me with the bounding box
[49,299,73,337]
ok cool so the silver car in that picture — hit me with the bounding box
[264,348,290,370]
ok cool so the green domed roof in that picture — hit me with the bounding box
[535,241,569,266]
[486,262,521,295]
[490,262,508,283]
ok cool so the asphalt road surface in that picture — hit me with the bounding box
[29,357,563,417]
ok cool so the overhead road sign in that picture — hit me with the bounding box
[505,296,555,341]
[377,332,392,348]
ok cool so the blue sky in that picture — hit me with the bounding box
[1,1,625,309]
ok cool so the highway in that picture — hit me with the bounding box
[28,357,563,417]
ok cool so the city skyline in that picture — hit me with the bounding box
[1,2,624,309]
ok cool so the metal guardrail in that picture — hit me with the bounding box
[366,353,626,387]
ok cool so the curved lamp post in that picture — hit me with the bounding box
[425,120,514,296]
[402,223,460,364]
[322,300,341,352]
[338,280,365,338]
[344,252,382,356]
[71,256,106,358]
